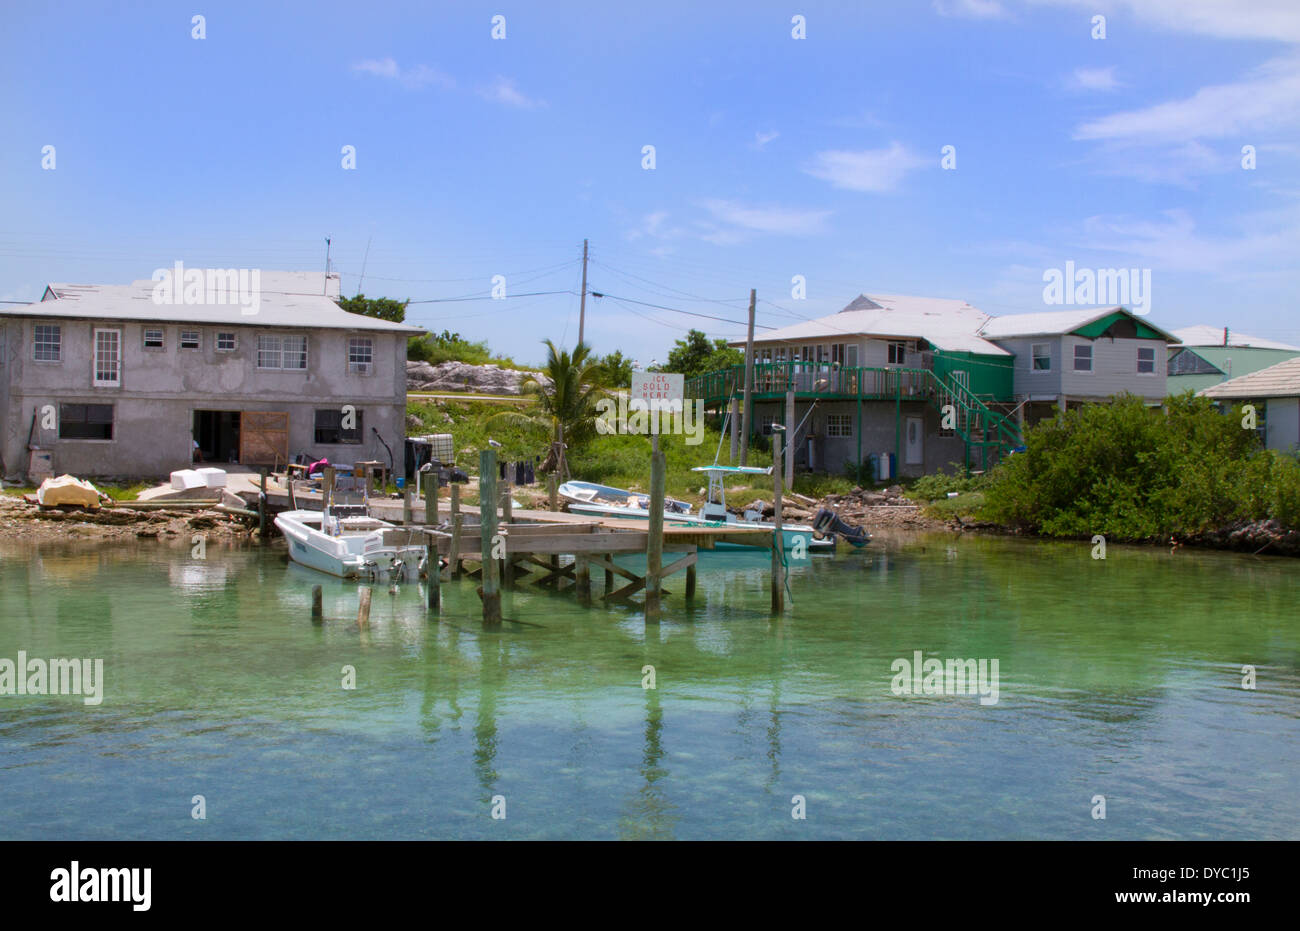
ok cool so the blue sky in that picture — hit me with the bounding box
[2,0,1298,365]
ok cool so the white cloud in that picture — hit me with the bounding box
[933,0,1007,18]
[1067,66,1120,92]
[753,130,780,150]
[351,58,455,90]
[803,142,927,193]
[1024,0,1300,43]
[1074,57,1300,144]
[479,76,546,109]
[700,200,831,236]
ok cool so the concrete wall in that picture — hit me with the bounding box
[0,317,408,479]
[752,399,969,479]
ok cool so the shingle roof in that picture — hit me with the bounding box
[737,293,1011,355]
[1171,325,1300,351]
[2,271,424,334]
[1200,356,1300,399]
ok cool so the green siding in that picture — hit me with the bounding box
[1073,311,1166,340]
[932,350,1014,401]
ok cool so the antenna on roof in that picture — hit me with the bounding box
[324,237,332,294]
[357,236,372,297]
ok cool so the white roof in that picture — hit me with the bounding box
[1200,356,1300,399]
[977,306,1175,341]
[2,271,423,334]
[1171,325,1300,351]
[742,293,1011,356]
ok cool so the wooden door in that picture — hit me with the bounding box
[240,411,289,466]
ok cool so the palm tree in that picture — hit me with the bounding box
[489,340,610,479]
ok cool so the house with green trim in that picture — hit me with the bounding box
[1201,355,1300,453]
[685,295,1174,480]
[1166,326,1300,395]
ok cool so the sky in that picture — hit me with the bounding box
[2,0,1298,367]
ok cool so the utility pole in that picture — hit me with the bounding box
[578,238,589,347]
[741,288,756,465]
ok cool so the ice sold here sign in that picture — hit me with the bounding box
[631,371,683,410]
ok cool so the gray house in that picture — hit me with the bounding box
[978,307,1176,426]
[0,271,423,481]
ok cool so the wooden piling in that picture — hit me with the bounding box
[605,566,613,594]
[686,563,696,600]
[478,448,502,627]
[771,435,786,614]
[645,443,666,623]
[357,586,372,630]
[547,472,558,511]
[450,513,464,578]
[258,467,268,539]
[323,466,336,508]
[425,531,441,616]
[575,553,591,603]
[425,471,438,526]
[501,482,514,587]
[403,483,412,525]
[311,584,322,623]
[729,397,739,462]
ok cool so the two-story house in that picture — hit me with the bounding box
[0,271,423,481]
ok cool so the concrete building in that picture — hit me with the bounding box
[1200,356,1300,453]
[0,271,423,481]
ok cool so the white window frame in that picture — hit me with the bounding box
[258,333,308,371]
[1137,346,1156,375]
[216,332,237,352]
[142,328,165,350]
[93,328,122,387]
[1031,342,1051,372]
[33,324,61,362]
[348,337,374,375]
[1073,343,1093,373]
[180,330,201,350]
[826,414,853,438]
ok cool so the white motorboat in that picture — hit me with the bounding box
[274,505,429,581]
[558,480,694,515]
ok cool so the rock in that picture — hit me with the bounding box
[406,361,548,396]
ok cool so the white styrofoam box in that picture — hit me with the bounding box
[170,469,206,491]
[194,467,228,489]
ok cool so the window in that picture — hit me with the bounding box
[1031,343,1051,371]
[34,324,61,361]
[180,330,200,349]
[93,329,121,386]
[831,343,845,366]
[216,332,236,351]
[759,347,772,364]
[774,346,787,363]
[258,334,308,370]
[314,408,363,444]
[826,414,853,438]
[888,341,907,365]
[1137,346,1156,374]
[1073,344,1093,372]
[348,337,373,375]
[58,403,113,440]
[143,328,164,349]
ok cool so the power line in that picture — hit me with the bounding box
[590,291,775,329]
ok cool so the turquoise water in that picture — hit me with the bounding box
[0,532,1296,839]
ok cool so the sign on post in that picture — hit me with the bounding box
[631,371,684,410]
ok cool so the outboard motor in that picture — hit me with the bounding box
[812,508,872,548]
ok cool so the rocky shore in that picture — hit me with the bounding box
[406,360,545,395]
[0,494,256,543]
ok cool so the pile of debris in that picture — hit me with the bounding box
[1181,519,1300,557]
[741,485,957,531]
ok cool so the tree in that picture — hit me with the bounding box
[663,328,744,379]
[488,340,611,475]
[338,293,409,323]
[597,349,634,388]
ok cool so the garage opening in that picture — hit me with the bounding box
[193,410,241,463]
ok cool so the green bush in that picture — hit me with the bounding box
[909,462,989,500]
[980,394,1300,540]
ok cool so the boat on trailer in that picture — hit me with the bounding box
[274,504,429,581]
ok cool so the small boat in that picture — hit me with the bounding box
[274,505,429,581]
[558,480,693,515]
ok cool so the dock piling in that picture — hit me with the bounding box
[645,443,666,623]
[478,448,503,627]
[425,471,438,526]
[357,586,372,629]
[311,584,323,623]
[547,472,558,511]
[258,467,268,539]
[425,530,441,616]
[771,435,786,614]
[403,483,412,525]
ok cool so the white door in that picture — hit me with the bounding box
[905,416,923,465]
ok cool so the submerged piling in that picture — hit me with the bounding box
[311,584,323,623]
[357,586,373,629]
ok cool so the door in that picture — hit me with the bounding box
[905,416,923,466]
[239,411,289,466]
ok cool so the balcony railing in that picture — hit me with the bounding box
[687,363,934,404]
